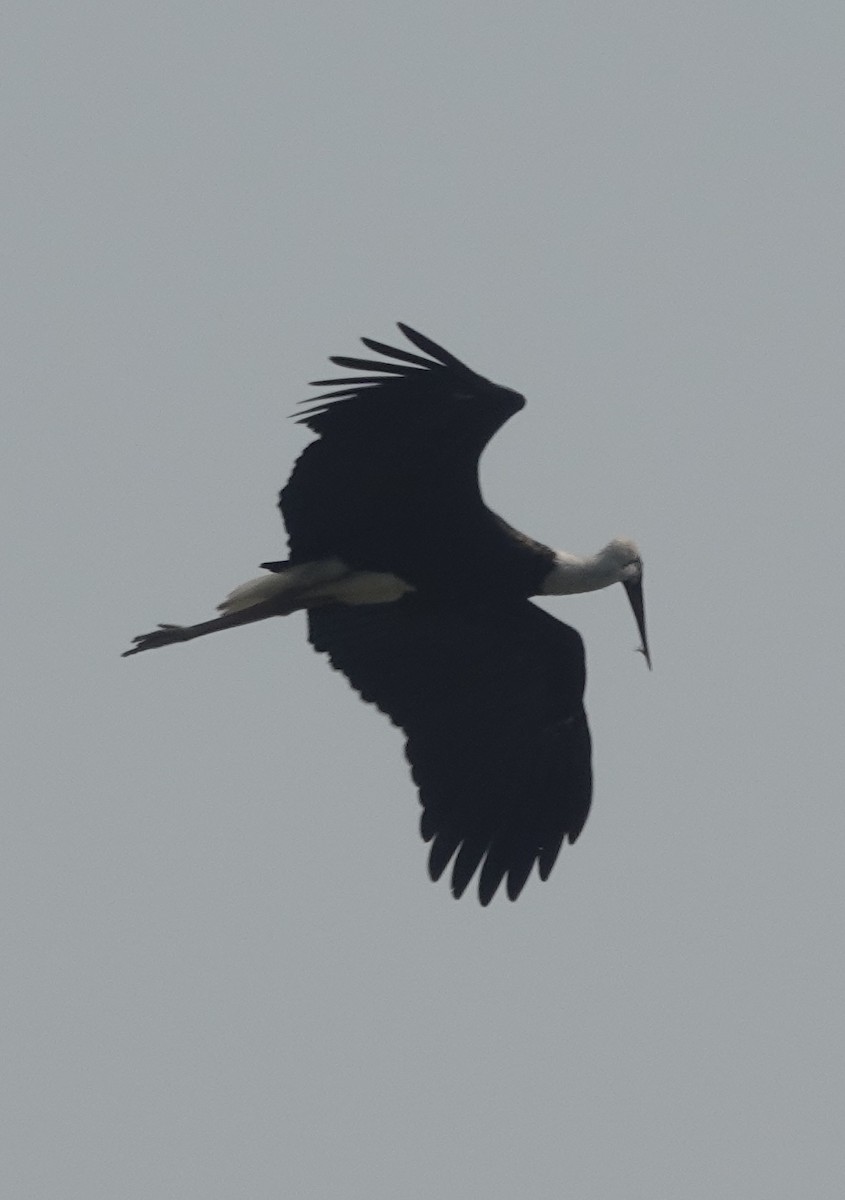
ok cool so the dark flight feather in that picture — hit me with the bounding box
[308,597,592,904]
[280,325,533,591]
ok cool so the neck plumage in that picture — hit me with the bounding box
[540,549,622,596]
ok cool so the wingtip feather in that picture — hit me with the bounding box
[397,323,470,372]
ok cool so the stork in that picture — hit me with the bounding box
[124,325,650,904]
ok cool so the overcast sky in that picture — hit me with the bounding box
[4,2,844,1197]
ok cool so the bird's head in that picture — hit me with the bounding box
[601,538,651,669]
[601,537,643,580]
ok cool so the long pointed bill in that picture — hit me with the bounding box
[623,577,652,670]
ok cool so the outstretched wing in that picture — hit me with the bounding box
[308,596,592,905]
[281,325,525,567]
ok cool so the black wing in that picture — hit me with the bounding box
[309,596,592,905]
[281,325,526,570]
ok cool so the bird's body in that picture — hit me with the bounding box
[124,324,649,904]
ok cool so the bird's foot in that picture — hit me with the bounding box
[122,624,190,657]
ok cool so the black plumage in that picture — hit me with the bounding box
[123,324,649,905]
[308,597,591,905]
[281,325,592,903]
[281,325,554,598]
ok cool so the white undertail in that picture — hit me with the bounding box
[217,559,415,615]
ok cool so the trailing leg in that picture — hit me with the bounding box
[122,601,282,656]
[122,556,415,657]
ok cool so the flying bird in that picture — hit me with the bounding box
[124,324,650,904]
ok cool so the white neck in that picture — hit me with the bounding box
[540,545,630,596]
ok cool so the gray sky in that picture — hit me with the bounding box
[4,2,844,1196]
